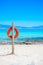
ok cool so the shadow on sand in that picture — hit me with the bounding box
[0,53,15,56]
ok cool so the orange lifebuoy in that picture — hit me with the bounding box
[7,27,18,38]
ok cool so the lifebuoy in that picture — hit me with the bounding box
[7,27,18,38]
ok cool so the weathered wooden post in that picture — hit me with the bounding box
[12,22,14,54]
[7,22,18,55]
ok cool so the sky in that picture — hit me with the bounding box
[0,0,43,27]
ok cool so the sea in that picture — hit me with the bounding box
[0,26,43,43]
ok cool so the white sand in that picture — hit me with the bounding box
[0,44,43,65]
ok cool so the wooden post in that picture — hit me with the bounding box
[12,22,14,54]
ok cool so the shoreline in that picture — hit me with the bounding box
[0,41,43,45]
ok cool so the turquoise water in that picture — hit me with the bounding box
[19,29,43,38]
[0,28,43,42]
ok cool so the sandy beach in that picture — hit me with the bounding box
[0,42,43,65]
